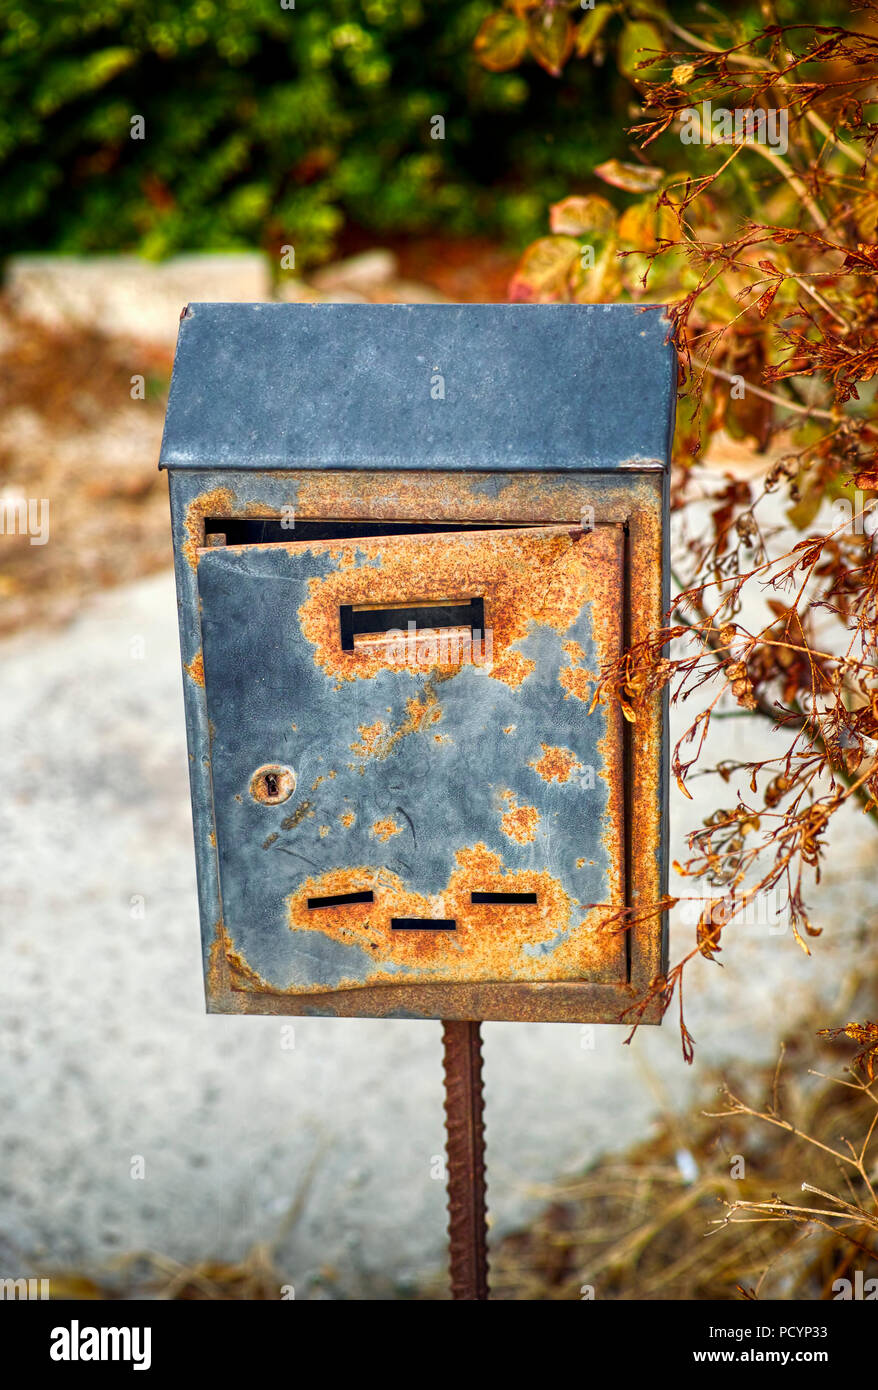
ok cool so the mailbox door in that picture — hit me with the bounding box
[197,525,627,996]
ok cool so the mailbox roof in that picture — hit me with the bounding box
[159,301,676,473]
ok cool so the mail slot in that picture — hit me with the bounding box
[160,302,675,1024]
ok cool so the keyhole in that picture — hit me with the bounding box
[249,764,297,805]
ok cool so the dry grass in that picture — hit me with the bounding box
[0,305,172,637]
[491,994,878,1300]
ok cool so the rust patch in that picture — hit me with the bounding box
[183,486,235,571]
[184,650,205,686]
[529,744,583,783]
[280,800,313,829]
[350,684,445,763]
[498,790,540,844]
[372,816,402,842]
[558,639,594,702]
[206,920,231,1000]
[351,721,387,757]
[263,832,279,849]
[623,494,665,991]
[340,810,356,828]
[294,527,609,689]
[279,843,623,989]
[226,938,272,992]
[284,470,634,531]
[559,665,592,701]
[490,649,536,689]
[387,690,444,751]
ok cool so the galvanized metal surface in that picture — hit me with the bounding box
[159,302,676,474]
[442,1021,489,1301]
[168,465,668,1023]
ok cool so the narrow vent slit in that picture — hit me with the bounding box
[470,892,538,905]
[307,891,374,909]
[391,918,456,931]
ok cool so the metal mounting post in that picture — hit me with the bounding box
[441,1020,489,1300]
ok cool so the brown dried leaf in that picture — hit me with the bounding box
[818,1021,878,1081]
[756,283,780,319]
[697,900,725,960]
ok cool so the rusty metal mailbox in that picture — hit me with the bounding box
[160,302,674,1025]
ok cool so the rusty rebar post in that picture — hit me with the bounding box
[441,1020,489,1300]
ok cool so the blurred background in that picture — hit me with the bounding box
[1,0,875,1300]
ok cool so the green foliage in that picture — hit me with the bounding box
[0,0,637,263]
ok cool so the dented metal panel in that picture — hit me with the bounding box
[167,466,668,1022]
[197,525,627,996]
